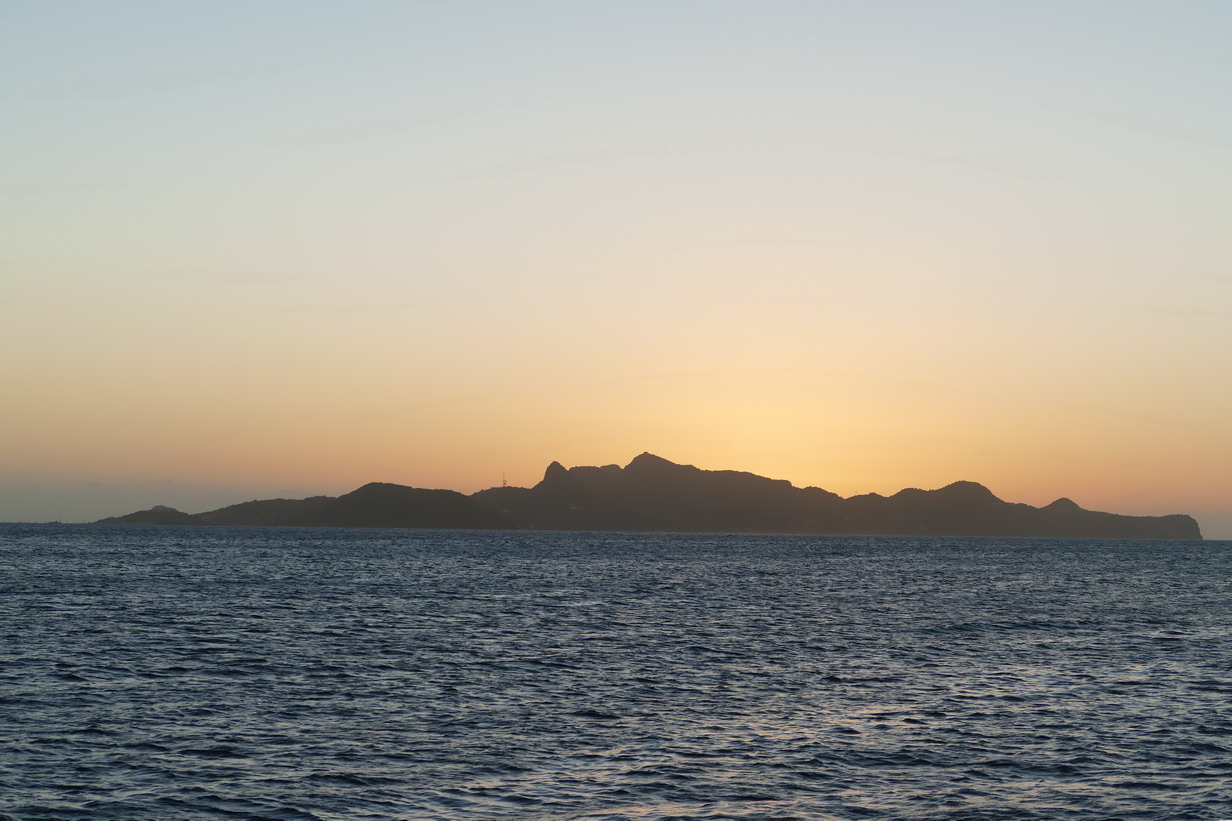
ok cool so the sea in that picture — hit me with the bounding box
[2,525,1230,820]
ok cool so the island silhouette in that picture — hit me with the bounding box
[97,453,1202,539]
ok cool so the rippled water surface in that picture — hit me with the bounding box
[2,525,1231,820]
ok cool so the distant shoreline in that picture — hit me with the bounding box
[93,453,1202,541]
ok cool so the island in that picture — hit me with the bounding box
[96,453,1202,539]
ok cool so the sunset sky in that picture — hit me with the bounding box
[3,1,1230,538]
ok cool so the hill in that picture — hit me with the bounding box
[97,453,1202,539]
[97,484,512,530]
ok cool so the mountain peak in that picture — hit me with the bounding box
[936,481,1000,501]
[625,452,679,472]
[542,460,569,483]
[353,481,400,492]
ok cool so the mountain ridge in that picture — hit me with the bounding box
[96,453,1202,539]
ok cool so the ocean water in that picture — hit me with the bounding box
[2,525,1230,820]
